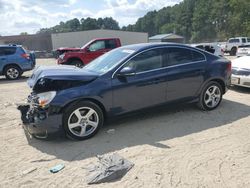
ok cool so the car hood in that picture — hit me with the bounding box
[28,65,99,92]
[232,56,250,69]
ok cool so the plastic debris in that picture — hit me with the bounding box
[50,164,65,173]
[86,153,134,184]
[22,167,37,176]
[106,129,115,134]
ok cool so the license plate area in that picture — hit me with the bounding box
[231,77,240,84]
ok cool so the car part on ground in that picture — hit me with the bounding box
[85,153,134,184]
[18,43,231,140]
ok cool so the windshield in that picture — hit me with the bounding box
[83,48,135,74]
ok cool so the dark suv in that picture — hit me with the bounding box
[19,43,231,140]
[0,45,35,80]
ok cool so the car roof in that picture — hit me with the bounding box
[0,44,22,48]
[120,42,196,52]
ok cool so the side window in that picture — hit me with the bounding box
[0,48,4,56]
[235,39,240,43]
[125,49,162,73]
[167,48,193,66]
[89,40,105,52]
[166,47,205,66]
[192,50,206,61]
[229,39,234,43]
[248,38,250,43]
[105,39,117,49]
[242,38,246,43]
[3,47,16,55]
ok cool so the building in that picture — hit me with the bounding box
[51,29,148,50]
[0,34,52,51]
[149,33,184,43]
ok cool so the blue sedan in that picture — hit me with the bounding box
[18,43,231,140]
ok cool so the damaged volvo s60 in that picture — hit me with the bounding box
[18,43,231,140]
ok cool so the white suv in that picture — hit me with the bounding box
[222,37,250,56]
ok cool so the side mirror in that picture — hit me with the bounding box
[117,67,136,77]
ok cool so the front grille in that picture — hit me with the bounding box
[232,68,250,76]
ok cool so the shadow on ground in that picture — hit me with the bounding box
[27,98,250,161]
[230,85,250,94]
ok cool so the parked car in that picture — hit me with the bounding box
[57,38,121,67]
[237,45,250,57]
[220,37,250,56]
[231,55,250,88]
[192,43,224,57]
[0,45,35,80]
[18,43,231,140]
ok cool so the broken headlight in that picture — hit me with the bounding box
[37,91,56,108]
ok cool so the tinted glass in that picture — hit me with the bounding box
[126,49,162,73]
[0,48,4,56]
[105,39,117,49]
[248,38,250,42]
[242,38,246,43]
[89,40,105,51]
[2,47,16,55]
[165,47,205,66]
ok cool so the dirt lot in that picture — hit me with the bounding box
[0,58,250,188]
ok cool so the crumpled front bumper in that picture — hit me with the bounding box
[17,95,63,139]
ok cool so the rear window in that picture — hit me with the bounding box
[105,39,117,49]
[0,47,16,56]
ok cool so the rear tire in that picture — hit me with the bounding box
[63,101,104,140]
[68,60,84,68]
[4,65,21,80]
[230,47,237,56]
[197,81,223,111]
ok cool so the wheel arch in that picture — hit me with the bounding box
[67,57,83,65]
[3,63,22,73]
[198,77,226,96]
[61,97,107,119]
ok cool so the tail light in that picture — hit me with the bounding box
[227,61,232,72]
[21,53,30,59]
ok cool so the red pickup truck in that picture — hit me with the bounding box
[57,38,121,67]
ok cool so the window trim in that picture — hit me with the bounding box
[112,46,206,78]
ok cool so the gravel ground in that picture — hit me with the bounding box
[0,57,250,188]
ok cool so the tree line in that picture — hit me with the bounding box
[38,0,250,43]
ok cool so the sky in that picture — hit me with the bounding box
[0,0,182,36]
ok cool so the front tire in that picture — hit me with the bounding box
[63,101,104,140]
[69,60,83,68]
[4,65,21,80]
[197,81,223,111]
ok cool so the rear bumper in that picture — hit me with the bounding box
[17,105,63,139]
[231,75,250,88]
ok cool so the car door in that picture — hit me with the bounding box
[111,48,167,114]
[163,47,206,101]
[84,40,107,63]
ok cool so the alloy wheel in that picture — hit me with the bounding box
[67,107,99,137]
[204,85,221,108]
